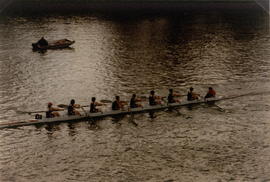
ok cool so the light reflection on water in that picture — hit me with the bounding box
[0,10,270,181]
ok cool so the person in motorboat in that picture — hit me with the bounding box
[167,89,181,104]
[46,102,64,118]
[149,90,162,106]
[90,97,103,113]
[112,96,126,110]
[37,37,48,47]
[130,94,143,109]
[204,87,216,99]
[67,99,81,116]
[187,87,200,101]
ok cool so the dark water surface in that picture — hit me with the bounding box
[0,9,270,181]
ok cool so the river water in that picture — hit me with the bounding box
[0,8,270,181]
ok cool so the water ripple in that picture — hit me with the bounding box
[0,10,270,181]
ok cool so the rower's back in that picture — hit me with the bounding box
[187,87,194,101]
[112,96,120,110]
[90,102,96,113]
[168,89,175,103]
[68,99,75,115]
[46,102,53,118]
[205,87,216,98]
[149,91,156,106]
[187,92,193,101]
[90,97,98,113]
[112,101,120,110]
[130,94,137,108]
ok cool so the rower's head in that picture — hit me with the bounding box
[190,87,194,91]
[115,96,120,101]
[48,102,52,107]
[132,94,136,98]
[150,90,155,95]
[169,89,173,93]
[92,97,96,102]
[70,99,75,105]
[209,87,213,90]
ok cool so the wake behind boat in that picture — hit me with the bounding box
[32,38,75,51]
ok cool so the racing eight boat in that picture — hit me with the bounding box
[0,96,228,130]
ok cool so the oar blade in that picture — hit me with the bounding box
[18,110,47,115]
[100,99,113,103]
[57,104,68,108]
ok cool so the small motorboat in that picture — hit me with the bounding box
[32,39,75,51]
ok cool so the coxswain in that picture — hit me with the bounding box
[46,102,64,118]
[149,90,162,106]
[167,89,181,103]
[37,37,48,46]
[67,99,81,116]
[112,96,126,110]
[204,87,216,99]
[130,94,142,108]
[90,97,103,113]
[187,87,200,101]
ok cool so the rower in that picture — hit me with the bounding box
[149,90,162,106]
[46,102,64,118]
[67,99,81,116]
[187,87,200,101]
[167,89,181,104]
[130,94,142,108]
[90,97,103,113]
[205,87,216,99]
[112,96,126,110]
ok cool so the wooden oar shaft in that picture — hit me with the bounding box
[80,106,88,115]
[100,100,113,103]
[213,104,225,112]
[57,104,89,108]
[26,110,47,114]
[174,94,186,97]
[17,110,47,115]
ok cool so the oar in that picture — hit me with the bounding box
[174,94,186,98]
[100,99,113,103]
[57,104,89,108]
[205,100,225,112]
[129,113,138,127]
[165,103,192,119]
[100,100,129,106]
[101,96,148,104]
[173,91,186,97]
[162,97,192,119]
[80,106,88,115]
[19,110,47,115]
[136,95,166,101]
[138,96,148,100]
[212,104,225,112]
[172,108,192,119]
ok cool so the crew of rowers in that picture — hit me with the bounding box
[46,87,216,118]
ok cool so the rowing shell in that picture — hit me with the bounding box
[0,97,224,129]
